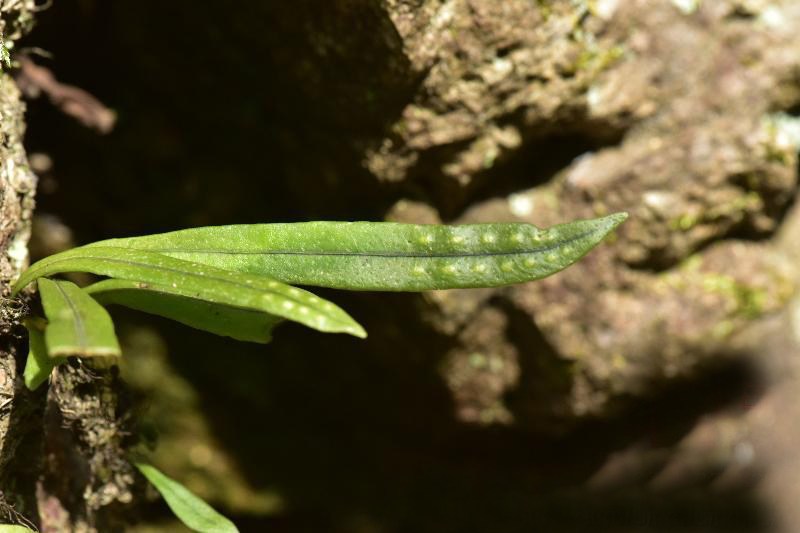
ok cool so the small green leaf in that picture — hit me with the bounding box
[134,462,239,533]
[23,318,65,390]
[82,213,628,290]
[85,279,282,343]
[38,278,121,358]
[14,248,365,338]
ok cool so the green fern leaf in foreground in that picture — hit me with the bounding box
[15,214,626,387]
[14,213,627,530]
[84,213,628,291]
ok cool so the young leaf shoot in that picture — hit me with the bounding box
[13,213,628,532]
[38,278,121,358]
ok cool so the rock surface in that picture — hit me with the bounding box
[378,0,800,431]
[0,0,40,528]
[15,0,800,531]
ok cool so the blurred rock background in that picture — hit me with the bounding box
[5,0,800,531]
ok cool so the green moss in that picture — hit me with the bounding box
[669,213,699,231]
[669,192,762,231]
[712,320,735,339]
[535,0,553,19]
[663,256,793,336]
[469,352,487,369]
[762,112,800,163]
[700,273,768,320]
[0,37,9,69]
[574,44,624,74]
[482,148,498,169]
[671,0,702,15]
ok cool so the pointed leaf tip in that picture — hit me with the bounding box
[602,211,629,230]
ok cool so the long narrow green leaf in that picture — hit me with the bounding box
[85,279,282,343]
[38,278,121,358]
[134,462,238,533]
[0,526,37,532]
[80,213,627,290]
[23,318,65,390]
[14,248,365,338]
